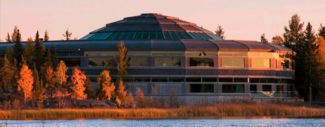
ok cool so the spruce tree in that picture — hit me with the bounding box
[5,33,11,42]
[32,63,42,102]
[34,31,45,72]
[283,14,304,51]
[0,55,15,92]
[11,26,18,43]
[23,37,35,68]
[44,30,50,41]
[260,33,268,43]
[13,30,23,64]
[319,24,325,39]
[215,25,225,39]
[6,46,14,64]
[50,43,57,69]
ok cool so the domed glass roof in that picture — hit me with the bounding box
[80,13,222,40]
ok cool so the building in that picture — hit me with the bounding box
[0,13,295,103]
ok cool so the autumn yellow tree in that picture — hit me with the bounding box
[97,70,115,100]
[55,60,68,87]
[315,36,325,100]
[148,86,158,107]
[17,64,34,104]
[114,41,129,81]
[71,67,87,100]
[45,66,55,88]
[135,87,146,108]
[271,35,284,46]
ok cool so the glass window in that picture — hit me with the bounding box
[134,31,143,39]
[219,78,233,82]
[250,78,259,83]
[201,33,213,39]
[234,52,247,56]
[281,60,289,68]
[70,52,84,56]
[221,58,244,67]
[101,32,112,39]
[169,77,184,82]
[142,31,149,39]
[188,32,199,39]
[251,59,270,68]
[155,57,181,67]
[85,52,100,56]
[197,33,209,39]
[113,32,124,39]
[222,84,245,93]
[169,32,178,39]
[88,33,101,40]
[277,85,284,91]
[88,58,106,67]
[57,52,69,56]
[175,32,185,39]
[190,84,214,93]
[248,52,260,57]
[152,77,168,82]
[190,58,214,67]
[262,85,272,91]
[126,32,136,39]
[250,85,257,93]
[163,32,172,39]
[193,33,204,39]
[186,77,201,82]
[202,78,217,82]
[58,58,80,67]
[149,31,156,39]
[129,57,147,66]
[234,78,247,82]
[120,32,130,39]
[107,32,119,39]
[181,32,192,39]
[134,77,150,82]
[156,31,164,39]
[123,77,134,82]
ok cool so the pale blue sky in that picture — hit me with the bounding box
[1,0,324,41]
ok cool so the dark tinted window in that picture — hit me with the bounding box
[142,32,149,39]
[250,85,257,93]
[277,85,284,91]
[175,32,185,39]
[202,78,217,82]
[186,77,201,82]
[190,58,213,67]
[156,32,164,39]
[163,32,172,39]
[219,78,233,82]
[152,77,168,82]
[120,32,130,39]
[126,32,136,39]
[190,84,214,93]
[58,58,80,67]
[113,32,124,39]
[281,60,289,68]
[169,77,184,82]
[250,78,259,83]
[134,77,150,82]
[149,31,156,39]
[107,32,118,39]
[70,52,84,56]
[234,78,247,82]
[169,32,178,39]
[123,77,134,82]
[134,31,143,39]
[57,52,69,56]
[222,84,245,93]
[262,85,272,91]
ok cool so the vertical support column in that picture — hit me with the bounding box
[245,83,250,93]
[257,85,263,92]
[214,57,218,67]
[80,57,88,67]
[214,83,218,94]
[272,85,277,92]
[218,84,223,93]
[147,56,154,67]
[181,57,186,67]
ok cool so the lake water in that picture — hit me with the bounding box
[1,117,325,127]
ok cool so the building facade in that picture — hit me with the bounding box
[0,13,295,103]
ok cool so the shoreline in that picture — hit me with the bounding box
[0,104,325,120]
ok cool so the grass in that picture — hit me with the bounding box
[0,103,324,120]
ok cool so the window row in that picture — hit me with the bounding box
[58,57,290,69]
[80,31,219,40]
[189,84,290,93]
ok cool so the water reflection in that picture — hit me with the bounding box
[1,117,325,127]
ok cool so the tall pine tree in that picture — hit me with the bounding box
[283,14,304,51]
[34,31,45,72]
[215,25,225,39]
[62,29,72,40]
[319,24,325,39]
[260,33,268,43]
[13,30,23,64]
[50,43,57,69]
[44,30,50,41]
[11,26,19,43]
[5,33,11,42]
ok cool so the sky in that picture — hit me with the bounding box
[0,0,324,42]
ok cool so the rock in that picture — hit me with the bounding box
[104,101,117,108]
[70,100,116,109]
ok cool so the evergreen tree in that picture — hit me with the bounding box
[32,63,42,102]
[13,30,23,64]
[41,49,52,76]
[34,31,45,72]
[50,43,57,69]
[302,22,318,103]
[215,25,225,39]
[11,26,19,43]
[5,33,11,42]
[6,46,14,64]
[62,29,72,40]
[0,55,15,92]
[23,37,35,68]
[260,33,268,43]
[44,30,50,41]
[271,35,284,45]
[319,24,325,39]
[283,14,304,51]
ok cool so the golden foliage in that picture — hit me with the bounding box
[116,97,121,107]
[45,66,55,87]
[136,87,146,108]
[116,80,127,101]
[126,92,134,104]
[97,70,115,100]
[55,60,68,86]
[271,35,284,45]
[17,64,34,103]
[71,67,87,100]
[114,41,128,79]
